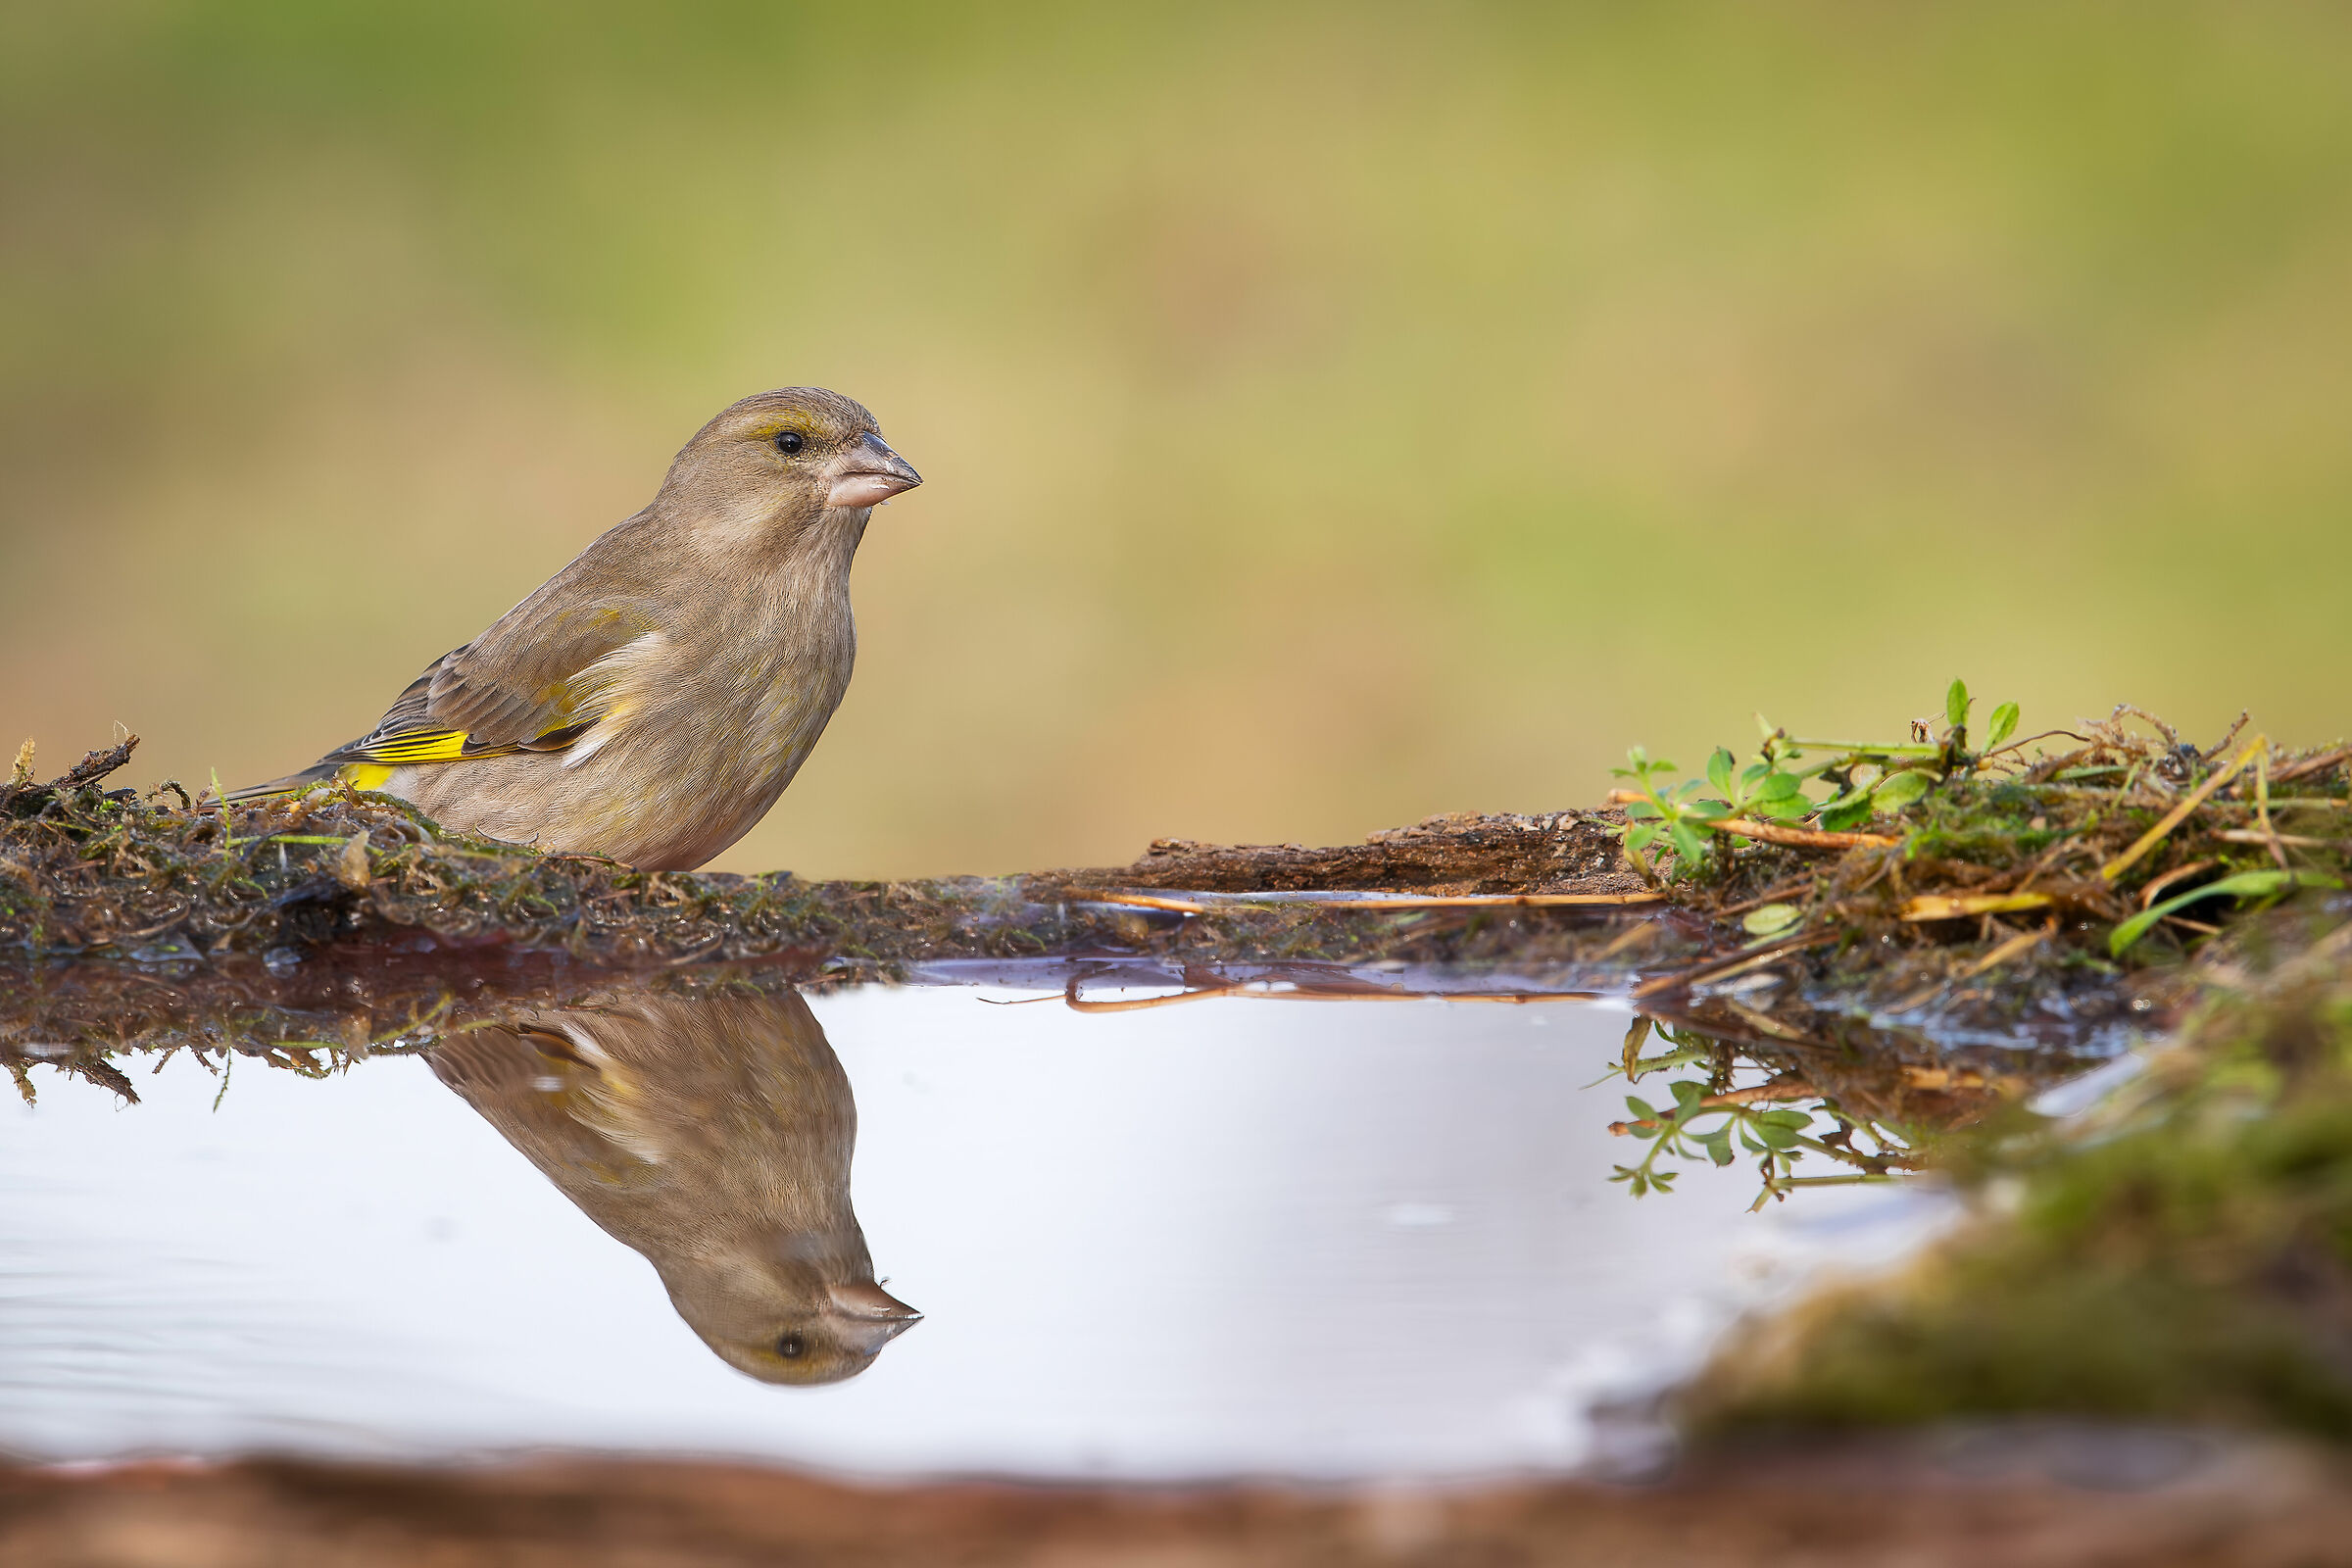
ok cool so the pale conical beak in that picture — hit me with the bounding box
[827,1278,922,1352]
[826,432,923,511]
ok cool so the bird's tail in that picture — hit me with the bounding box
[220,760,343,804]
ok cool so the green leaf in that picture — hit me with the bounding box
[1706,1138,1737,1167]
[2108,869,2345,956]
[1669,1079,1706,1108]
[1625,823,1660,851]
[1945,678,1971,734]
[1757,1108,1813,1129]
[1706,748,1736,800]
[1756,770,1805,800]
[1742,904,1802,938]
[1626,1096,1658,1121]
[1739,1126,1766,1153]
[1667,819,1709,866]
[1755,794,1812,821]
[1752,1121,1800,1151]
[1623,801,1662,821]
[1986,701,2020,750]
[1683,800,1732,821]
[1872,770,1934,812]
[1817,793,1874,832]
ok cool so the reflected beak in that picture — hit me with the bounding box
[827,1278,922,1353]
[825,432,923,511]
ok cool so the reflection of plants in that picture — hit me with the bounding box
[1688,929,2352,1445]
[1606,1017,1919,1209]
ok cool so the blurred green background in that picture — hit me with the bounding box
[4,3,2348,878]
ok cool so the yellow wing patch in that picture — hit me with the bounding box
[337,763,397,791]
[359,730,477,763]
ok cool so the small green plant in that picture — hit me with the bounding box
[1611,743,1811,872]
[1612,678,2022,878]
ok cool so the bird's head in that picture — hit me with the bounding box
[661,386,922,541]
[661,1250,922,1387]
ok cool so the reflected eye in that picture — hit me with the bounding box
[776,1333,808,1359]
[774,430,805,456]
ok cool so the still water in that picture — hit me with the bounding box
[1,979,1953,1482]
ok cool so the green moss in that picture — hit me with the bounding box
[1690,930,2352,1442]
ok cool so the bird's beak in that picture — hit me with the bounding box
[826,432,923,511]
[827,1278,922,1352]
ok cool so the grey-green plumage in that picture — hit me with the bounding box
[234,388,921,869]
[430,989,919,1386]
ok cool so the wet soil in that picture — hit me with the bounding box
[8,1435,2350,1568]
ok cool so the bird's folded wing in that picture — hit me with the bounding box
[430,1025,671,1192]
[322,558,666,765]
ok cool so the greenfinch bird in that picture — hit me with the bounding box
[233,387,921,869]
[429,988,919,1386]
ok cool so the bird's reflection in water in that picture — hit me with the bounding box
[429,988,918,1385]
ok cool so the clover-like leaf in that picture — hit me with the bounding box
[1872,770,1935,812]
[1625,823,1661,851]
[1986,701,2020,750]
[1817,792,1874,832]
[1742,903,1802,938]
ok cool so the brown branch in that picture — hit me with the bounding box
[1064,889,1666,915]
[1608,1078,1822,1135]
[1630,931,1837,1000]
[2272,745,2352,784]
[0,735,138,816]
[1706,818,1900,851]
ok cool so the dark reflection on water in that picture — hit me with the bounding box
[430,992,918,1386]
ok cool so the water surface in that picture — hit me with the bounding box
[2,978,1955,1481]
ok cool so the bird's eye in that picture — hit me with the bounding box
[776,1333,808,1359]
[774,430,805,456]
